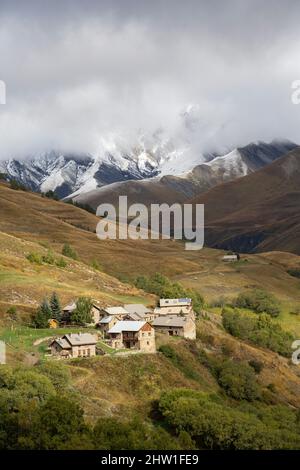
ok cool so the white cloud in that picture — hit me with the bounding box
[0,0,299,158]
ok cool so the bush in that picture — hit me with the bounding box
[159,344,201,381]
[248,360,264,374]
[92,417,178,450]
[158,388,300,450]
[37,362,71,392]
[26,250,66,269]
[55,257,67,268]
[222,309,293,357]
[6,306,18,321]
[26,252,42,265]
[42,250,56,265]
[209,296,228,308]
[235,289,280,317]
[217,360,261,401]
[42,190,59,200]
[135,273,204,313]
[68,200,96,214]
[91,260,101,271]
[9,179,28,191]
[62,243,78,260]
[267,383,277,393]
[287,268,300,279]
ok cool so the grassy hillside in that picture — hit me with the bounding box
[0,230,153,320]
[1,182,300,335]
[67,316,300,425]
[1,183,300,449]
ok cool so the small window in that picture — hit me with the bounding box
[147,341,149,345]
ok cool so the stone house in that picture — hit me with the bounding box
[154,298,194,317]
[50,333,97,358]
[98,315,120,336]
[152,314,196,339]
[99,306,129,320]
[107,321,156,353]
[123,304,157,322]
[222,254,239,262]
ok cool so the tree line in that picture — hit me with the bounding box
[31,293,94,328]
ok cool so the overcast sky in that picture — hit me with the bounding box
[0,0,300,158]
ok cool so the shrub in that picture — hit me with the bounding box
[158,389,300,450]
[42,250,56,265]
[37,362,71,392]
[159,344,200,381]
[217,361,261,401]
[248,360,264,374]
[62,243,78,260]
[26,252,42,265]
[209,296,227,308]
[267,383,277,393]
[235,289,280,317]
[9,179,28,191]
[91,260,101,271]
[92,417,178,450]
[43,190,59,200]
[55,257,67,268]
[222,309,293,357]
[6,306,18,321]
[287,268,300,279]
[135,273,204,313]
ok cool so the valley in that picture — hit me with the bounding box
[1,174,300,450]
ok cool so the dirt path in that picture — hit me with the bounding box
[33,336,54,346]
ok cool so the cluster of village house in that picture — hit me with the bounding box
[50,298,196,359]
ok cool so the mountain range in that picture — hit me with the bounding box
[0,130,299,255]
[71,140,296,208]
[0,105,206,198]
[191,146,300,254]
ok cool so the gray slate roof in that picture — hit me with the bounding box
[65,333,97,345]
[125,312,143,321]
[62,302,76,312]
[124,304,152,315]
[104,306,128,316]
[53,338,71,349]
[99,315,113,324]
[53,333,97,348]
[153,315,187,327]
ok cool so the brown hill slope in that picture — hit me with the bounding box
[0,181,204,280]
[2,181,300,336]
[190,147,300,254]
[71,176,190,209]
